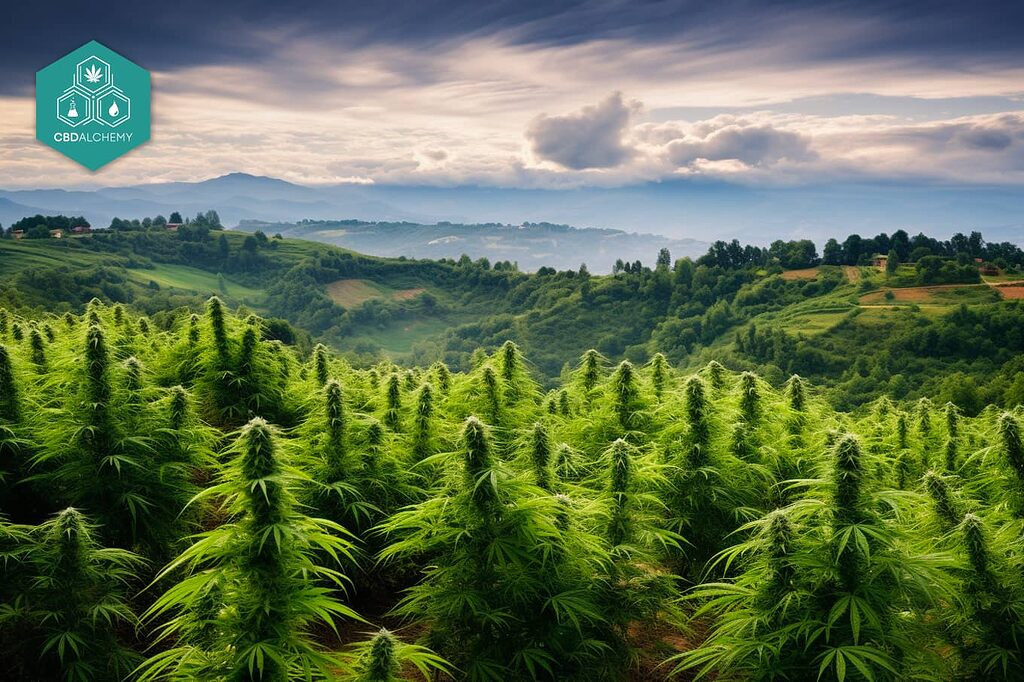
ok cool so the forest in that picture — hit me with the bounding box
[1,299,1024,681]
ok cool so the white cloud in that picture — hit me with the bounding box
[663,122,816,167]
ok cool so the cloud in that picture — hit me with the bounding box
[844,113,1024,176]
[519,96,1024,186]
[526,92,639,169]
[661,120,816,167]
[901,115,1023,153]
[522,101,818,180]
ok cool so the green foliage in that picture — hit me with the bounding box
[384,374,402,432]
[30,319,199,553]
[8,508,143,681]
[951,513,1024,678]
[313,343,330,387]
[352,628,452,682]
[674,434,955,680]
[0,344,19,421]
[609,360,645,435]
[0,298,1021,682]
[382,416,626,680]
[139,417,364,681]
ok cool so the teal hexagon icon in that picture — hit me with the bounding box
[36,41,150,170]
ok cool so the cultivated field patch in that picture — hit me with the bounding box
[996,283,1024,299]
[860,284,1000,306]
[781,267,819,281]
[325,279,427,307]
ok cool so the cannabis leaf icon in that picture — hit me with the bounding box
[84,64,103,83]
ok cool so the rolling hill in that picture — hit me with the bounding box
[2,228,1022,413]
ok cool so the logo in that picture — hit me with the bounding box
[36,41,150,170]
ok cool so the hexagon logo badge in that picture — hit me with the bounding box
[36,41,150,170]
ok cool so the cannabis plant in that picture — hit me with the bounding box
[676,434,954,680]
[351,628,451,682]
[14,508,142,681]
[381,416,614,680]
[946,512,1024,679]
[139,417,363,681]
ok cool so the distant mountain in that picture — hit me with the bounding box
[238,219,707,272]
[0,196,60,227]
[0,174,430,229]
[2,172,1022,251]
[0,173,708,270]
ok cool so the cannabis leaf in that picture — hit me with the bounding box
[84,64,103,83]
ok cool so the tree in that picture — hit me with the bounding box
[822,238,842,265]
[26,224,50,239]
[656,248,672,270]
[169,211,182,223]
[891,229,911,260]
[885,248,899,276]
[841,234,863,265]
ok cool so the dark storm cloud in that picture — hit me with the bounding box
[527,93,637,169]
[4,1,1023,95]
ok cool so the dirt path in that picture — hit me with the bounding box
[983,277,1024,292]
[843,266,860,284]
[857,304,951,309]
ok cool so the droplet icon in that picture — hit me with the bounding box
[108,101,120,117]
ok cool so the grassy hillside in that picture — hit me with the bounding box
[1,230,1022,413]
[124,263,266,306]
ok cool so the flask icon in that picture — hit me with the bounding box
[68,98,79,118]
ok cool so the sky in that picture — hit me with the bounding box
[2,0,1024,215]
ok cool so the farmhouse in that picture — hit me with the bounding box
[12,230,24,240]
[872,254,888,269]
[71,225,91,234]
[165,223,182,232]
[49,229,63,239]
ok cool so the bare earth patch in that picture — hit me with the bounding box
[393,288,425,300]
[859,283,999,305]
[325,279,384,307]
[781,267,819,281]
[843,266,861,283]
[861,286,939,304]
[629,617,708,681]
[996,283,1024,299]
